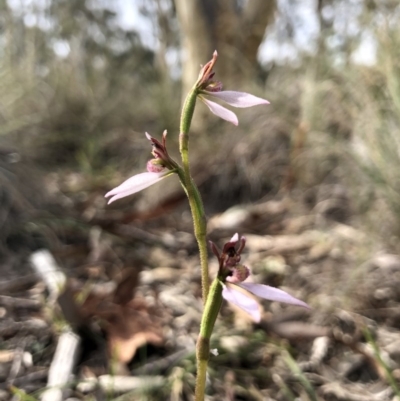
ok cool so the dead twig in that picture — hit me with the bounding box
[29,250,66,304]
[0,319,48,338]
[0,274,39,294]
[29,250,81,401]
[131,348,191,375]
[77,375,165,394]
[7,339,26,384]
[11,369,49,387]
[41,330,81,401]
[0,295,41,310]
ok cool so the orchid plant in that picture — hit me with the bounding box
[106,51,309,401]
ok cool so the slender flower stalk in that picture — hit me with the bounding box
[177,51,270,304]
[105,52,307,401]
[179,53,271,401]
[179,83,210,302]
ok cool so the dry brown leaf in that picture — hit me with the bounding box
[109,331,164,364]
[58,268,163,367]
[112,267,139,305]
[102,300,163,364]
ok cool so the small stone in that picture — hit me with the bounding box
[307,242,332,262]
[385,341,400,364]
[374,287,393,301]
[261,255,288,275]
[330,247,343,260]
[208,206,251,231]
[22,352,33,368]
[140,267,180,285]
[392,369,400,381]
[77,377,97,393]
[220,335,248,353]
[0,350,14,363]
[371,254,400,271]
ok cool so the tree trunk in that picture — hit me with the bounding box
[175,0,276,99]
[174,0,213,99]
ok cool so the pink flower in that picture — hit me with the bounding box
[199,91,269,126]
[211,234,309,323]
[105,170,171,204]
[105,131,177,205]
[222,281,310,323]
[196,51,269,125]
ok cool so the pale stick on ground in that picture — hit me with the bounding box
[77,375,165,394]
[30,250,81,401]
[30,250,66,303]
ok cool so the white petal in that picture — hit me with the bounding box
[105,171,167,204]
[222,284,261,322]
[205,90,269,108]
[229,233,239,242]
[200,97,238,125]
[239,283,310,309]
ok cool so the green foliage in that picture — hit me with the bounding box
[342,25,400,236]
[2,0,400,235]
[10,386,40,401]
[262,3,400,240]
[0,0,179,179]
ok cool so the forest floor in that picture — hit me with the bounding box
[1,157,400,401]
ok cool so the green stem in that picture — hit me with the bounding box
[179,87,210,301]
[199,279,223,339]
[179,85,219,401]
[195,279,224,401]
[195,359,208,401]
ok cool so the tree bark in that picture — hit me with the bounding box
[241,0,276,67]
[174,0,213,98]
[175,0,277,96]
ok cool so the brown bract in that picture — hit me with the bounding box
[195,50,218,88]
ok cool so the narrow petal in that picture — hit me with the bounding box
[230,233,239,243]
[200,97,238,125]
[105,171,167,204]
[239,283,310,309]
[222,284,261,322]
[205,91,269,108]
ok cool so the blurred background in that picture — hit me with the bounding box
[2,0,400,400]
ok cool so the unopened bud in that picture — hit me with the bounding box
[196,50,218,88]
